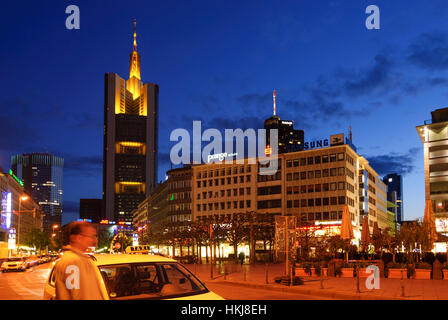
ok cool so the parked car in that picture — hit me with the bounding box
[1,257,27,272]
[44,254,224,300]
[25,256,39,268]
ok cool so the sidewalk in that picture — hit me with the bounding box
[184,262,448,300]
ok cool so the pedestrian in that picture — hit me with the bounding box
[54,221,108,300]
[238,252,245,265]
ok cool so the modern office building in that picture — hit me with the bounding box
[103,21,158,223]
[382,173,403,224]
[417,107,448,236]
[191,134,392,243]
[11,153,63,234]
[264,90,304,154]
[79,199,103,223]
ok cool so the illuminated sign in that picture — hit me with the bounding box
[330,134,344,146]
[436,218,448,233]
[281,121,293,126]
[132,233,139,246]
[207,152,238,163]
[8,169,23,187]
[303,139,329,150]
[265,145,272,156]
[1,192,12,229]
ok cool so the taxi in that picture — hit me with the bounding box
[44,253,224,300]
[1,257,27,272]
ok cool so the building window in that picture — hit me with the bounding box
[308,212,314,220]
[233,201,237,209]
[287,187,292,195]
[315,212,322,220]
[300,185,307,194]
[308,171,314,179]
[315,170,321,178]
[293,186,299,194]
[323,169,329,177]
[308,199,314,207]
[307,157,313,165]
[322,155,329,163]
[300,158,306,166]
[301,172,306,180]
[301,199,307,207]
[330,154,337,162]
[330,168,337,176]
[293,172,299,180]
[287,200,293,208]
[308,185,314,193]
[246,175,251,182]
[338,167,345,176]
[287,160,292,168]
[287,173,292,181]
[239,188,244,196]
[315,156,321,164]
[246,200,251,208]
[330,197,337,205]
[315,184,321,192]
[197,204,201,211]
[338,153,345,161]
[239,201,244,209]
[293,160,299,167]
[315,198,322,206]
[338,182,345,190]
[323,183,329,192]
[338,196,345,205]
[323,198,329,205]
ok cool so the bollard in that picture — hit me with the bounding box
[265,263,269,284]
[356,265,361,293]
[320,266,324,289]
[401,270,405,297]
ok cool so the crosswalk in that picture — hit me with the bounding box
[0,264,51,300]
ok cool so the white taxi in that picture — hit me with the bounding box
[1,257,27,272]
[44,253,224,300]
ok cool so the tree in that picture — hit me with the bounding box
[226,212,249,263]
[22,228,50,252]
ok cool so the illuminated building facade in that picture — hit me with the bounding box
[103,21,158,222]
[417,107,448,235]
[11,153,63,234]
[0,171,44,249]
[191,139,391,243]
[264,91,304,154]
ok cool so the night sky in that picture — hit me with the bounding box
[1,0,448,225]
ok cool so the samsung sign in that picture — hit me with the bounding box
[304,134,344,150]
[303,139,329,150]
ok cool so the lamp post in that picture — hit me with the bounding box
[17,196,29,247]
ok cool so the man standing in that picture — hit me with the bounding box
[54,221,108,300]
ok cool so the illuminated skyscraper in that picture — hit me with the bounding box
[103,21,158,222]
[11,153,63,233]
[264,90,304,153]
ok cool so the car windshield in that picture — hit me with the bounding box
[7,258,23,262]
[99,262,208,300]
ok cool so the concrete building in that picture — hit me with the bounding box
[0,170,44,257]
[11,153,63,234]
[132,166,192,233]
[191,136,391,244]
[103,21,158,223]
[417,107,448,236]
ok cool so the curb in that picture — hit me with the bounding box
[208,280,408,300]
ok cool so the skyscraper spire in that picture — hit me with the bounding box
[128,19,142,97]
[133,19,137,51]
[273,90,276,116]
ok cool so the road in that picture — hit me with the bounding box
[0,263,329,300]
[0,263,50,299]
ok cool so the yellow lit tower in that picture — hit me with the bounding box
[103,20,158,223]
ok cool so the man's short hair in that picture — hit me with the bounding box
[63,221,95,245]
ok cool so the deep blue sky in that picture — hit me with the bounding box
[1,0,448,225]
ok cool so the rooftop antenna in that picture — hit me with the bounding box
[273,90,276,116]
[349,125,353,142]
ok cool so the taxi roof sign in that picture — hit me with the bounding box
[125,245,153,254]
